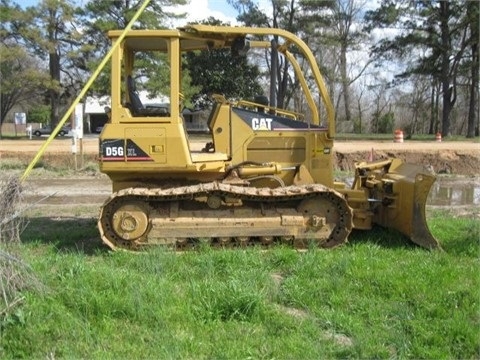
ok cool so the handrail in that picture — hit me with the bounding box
[235,100,304,121]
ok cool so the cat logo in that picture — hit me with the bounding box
[251,117,273,130]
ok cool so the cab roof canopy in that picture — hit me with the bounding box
[107,25,284,52]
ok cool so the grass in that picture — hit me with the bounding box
[0,158,101,178]
[0,213,478,359]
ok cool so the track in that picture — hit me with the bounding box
[98,182,354,251]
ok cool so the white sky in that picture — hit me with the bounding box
[18,0,239,25]
[165,0,238,27]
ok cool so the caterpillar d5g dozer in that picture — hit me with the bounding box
[97,25,440,251]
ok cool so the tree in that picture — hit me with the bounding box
[333,0,372,123]
[2,0,189,128]
[302,0,371,123]
[0,42,50,134]
[230,0,372,127]
[229,0,307,110]
[80,0,188,96]
[0,0,50,133]
[184,18,263,108]
[399,75,431,136]
[365,0,474,137]
[466,0,479,138]
[368,81,393,134]
[14,0,83,126]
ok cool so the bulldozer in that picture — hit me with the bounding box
[97,25,440,251]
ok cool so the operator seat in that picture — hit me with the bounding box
[126,75,169,117]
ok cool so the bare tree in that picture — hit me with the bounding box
[398,75,430,137]
[331,0,371,122]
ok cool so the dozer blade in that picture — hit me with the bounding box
[356,159,441,250]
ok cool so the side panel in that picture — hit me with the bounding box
[99,122,192,171]
[246,136,307,164]
[218,105,334,187]
[309,132,334,187]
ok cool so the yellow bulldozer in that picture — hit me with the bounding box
[97,25,439,251]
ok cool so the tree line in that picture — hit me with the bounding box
[1,0,478,138]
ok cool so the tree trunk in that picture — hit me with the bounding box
[269,39,278,108]
[49,50,61,126]
[466,1,479,138]
[435,83,440,133]
[340,44,351,122]
[440,1,454,137]
[428,80,435,134]
[277,61,289,109]
[48,6,61,127]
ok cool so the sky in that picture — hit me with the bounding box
[15,0,386,84]
[165,0,238,27]
[17,0,239,25]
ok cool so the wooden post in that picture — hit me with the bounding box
[79,138,84,168]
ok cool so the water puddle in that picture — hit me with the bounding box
[338,174,480,207]
[428,176,480,206]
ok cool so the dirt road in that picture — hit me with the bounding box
[1,137,478,153]
[1,137,479,175]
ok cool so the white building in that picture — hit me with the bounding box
[84,92,169,133]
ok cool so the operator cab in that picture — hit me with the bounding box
[101,26,333,179]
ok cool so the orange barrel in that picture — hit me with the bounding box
[435,132,442,142]
[394,129,404,143]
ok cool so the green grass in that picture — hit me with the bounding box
[0,159,26,171]
[1,215,479,359]
[0,159,101,178]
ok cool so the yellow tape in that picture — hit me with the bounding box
[20,0,151,182]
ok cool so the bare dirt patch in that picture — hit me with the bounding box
[333,140,479,176]
[1,137,479,175]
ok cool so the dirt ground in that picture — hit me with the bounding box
[333,140,479,175]
[0,136,478,223]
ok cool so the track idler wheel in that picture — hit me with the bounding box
[99,198,151,250]
[296,192,352,248]
[111,202,149,241]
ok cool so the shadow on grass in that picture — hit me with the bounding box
[21,217,109,255]
[348,227,420,250]
[21,217,470,256]
[430,218,480,257]
[20,219,425,254]
[350,222,478,256]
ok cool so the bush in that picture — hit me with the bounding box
[0,175,25,244]
[0,249,42,328]
[27,105,50,124]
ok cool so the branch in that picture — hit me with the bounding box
[0,192,57,227]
